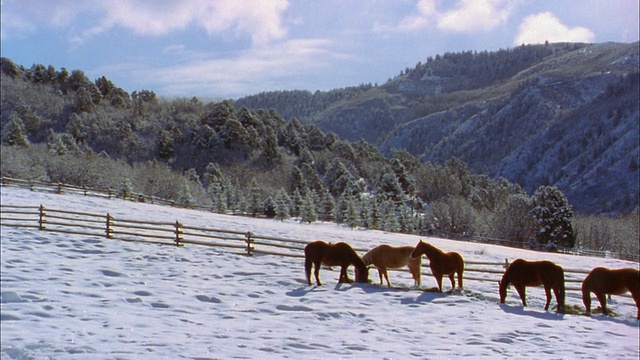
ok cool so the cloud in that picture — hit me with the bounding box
[514,12,595,45]
[5,0,290,46]
[376,0,514,34]
[437,0,515,32]
[137,38,343,97]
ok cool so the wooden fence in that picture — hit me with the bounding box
[3,176,638,263]
[1,203,632,299]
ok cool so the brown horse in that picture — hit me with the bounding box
[582,267,640,319]
[410,240,464,292]
[304,241,369,286]
[362,244,421,287]
[499,259,565,311]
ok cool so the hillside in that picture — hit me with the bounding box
[234,42,640,214]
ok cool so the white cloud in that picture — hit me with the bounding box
[376,0,514,34]
[437,0,515,32]
[514,12,595,45]
[138,38,342,97]
[6,0,290,46]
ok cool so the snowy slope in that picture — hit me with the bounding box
[1,187,638,359]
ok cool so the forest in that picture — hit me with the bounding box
[0,54,638,260]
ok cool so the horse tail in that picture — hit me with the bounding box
[581,276,592,314]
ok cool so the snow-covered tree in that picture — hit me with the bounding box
[299,191,318,224]
[274,189,291,221]
[531,186,575,249]
[343,196,361,229]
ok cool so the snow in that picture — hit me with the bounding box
[1,186,638,359]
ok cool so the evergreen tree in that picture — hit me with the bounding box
[381,200,400,232]
[299,191,318,224]
[291,189,303,217]
[318,190,336,222]
[263,196,277,218]
[247,184,262,217]
[343,195,361,229]
[274,188,291,221]
[531,186,575,249]
[179,180,195,208]
[208,182,228,214]
[2,113,29,147]
[117,177,133,200]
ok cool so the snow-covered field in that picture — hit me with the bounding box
[1,186,638,359]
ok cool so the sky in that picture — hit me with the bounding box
[2,186,639,358]
[1,0,638,100]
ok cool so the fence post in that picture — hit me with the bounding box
[105,213,112,238]
[245,231,253,256]
[56,183,63,194]
[503,258,509,269]
[38,204,45,231]
[174,221,183,246]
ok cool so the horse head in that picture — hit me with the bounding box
[498,280,507,303]
[354,258,370,283]
[410,240,424,260]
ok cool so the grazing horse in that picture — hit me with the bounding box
[362,244,421,287]
[499,259,565,311]
[410,240,464,292]
[304,241,369,286]
[582,267,640,319]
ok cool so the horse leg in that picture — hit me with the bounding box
[382,268,391,287]
[630,289,640,319]
[582,289,592,315]
[449,274,455,290]
[543,286,552,311]
[434,273,444,292]
[313,261,322,286]
[553,286,564,312]
[458,270,463,289]
[408,262,421,287]
[338,266,347,283]
[515,285,527,307]
[376,268,384,285]
[597,292,608,316]
[305,257,313,286]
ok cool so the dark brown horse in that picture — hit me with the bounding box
[582,267,640,319]
[304,241,369,286]
[362,244,421,287]
[410,240,464,292]
[499,259,565,311]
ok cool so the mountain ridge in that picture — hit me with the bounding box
[234,41,640,213]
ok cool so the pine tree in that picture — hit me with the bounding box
[343,196,361,229]
[117,177,133,200]
[381,200,400,232]
[531,186,575,249]
[274,189,291,221]
[2,113,29,147]
[299,191,318,224]
[318,190,335,222]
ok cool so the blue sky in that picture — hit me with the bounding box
[2,0,638,99]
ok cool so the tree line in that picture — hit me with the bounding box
[1,57,637,256]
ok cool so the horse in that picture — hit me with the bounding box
[304,241,369,286]
[582,267,640,319]
[410,240,464,292]
[362,244,421,287]
[498,259,565,312]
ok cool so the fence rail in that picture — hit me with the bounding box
[1,203,634,300]
[3,175,638,262]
